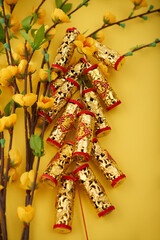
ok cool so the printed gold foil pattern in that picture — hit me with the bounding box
[93,41,125,70]
[82,88,111,137]
[73,111,95,162]
[73,163,115,217]
[92,139,126,187]
[52,27,79,74]
[53,175,76,233]
[84,63,121,111]
[47,99,84,148]
[41,142,74,187]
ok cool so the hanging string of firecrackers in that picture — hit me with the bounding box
[37,20,160,237]
[38,26,128,237]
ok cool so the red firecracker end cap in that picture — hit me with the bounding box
[53,224,72,233]
[96,126,111,137]
[62,175,75,181]
[111,174,126,187]
[82,88,95,96]
[114,56,125,71]
[38,111,52,124]
[69,99,84,109]
[41,174,58,186]
[51,64,67,73]
[107,100,121,111]
[77,110,96,119]
[92,138,98,143]
[98,206,115,217]
[66,77,80,89]
[72,152,90,161]
[80,58,87,64]
[63,141,75,146]
[73,163,89,175]
[83,64,98,74]
[46,138,62,148]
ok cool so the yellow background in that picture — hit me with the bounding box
[0,0,160,239]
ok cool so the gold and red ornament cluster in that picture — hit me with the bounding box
[40,27,126,234]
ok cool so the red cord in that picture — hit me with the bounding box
[76,181,89,240]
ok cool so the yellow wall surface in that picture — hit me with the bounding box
[0,0,160,240]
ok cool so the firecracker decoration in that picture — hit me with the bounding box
[73,163,115,217]
[41,141,75,187]
[52,27,79,75]
[84,62,121,111]
[1,1,160,239]
[92,138,126,187]
[82,87,111,137]
[47,99,84,148]
[72,110,96,162]
[53,175,76,233]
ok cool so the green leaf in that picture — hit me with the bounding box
[155,38,159,43]
[150,43,156,47]
[20,30,33,47]
[4,43,10,51]
[119,23,125,28]
[0,18,5,26]
[6,14,10,19]
[0,139,5,147]
[0,0,2,6]
[148,5,154,11]
[31,28,37,38]
[33,24,45,50]
[0,89,2,95]
[55,0,62,8]
[32,12,38,25]
[0,23,5,43]
[4,100,14,116]
[103,17,109,25]
[124,52,133,56]
[141,16,148,20]
[45,53,49,62]
[62,3,72,13]
[30,134,44,157]
[21,16,32,32]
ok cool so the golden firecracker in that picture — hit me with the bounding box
[53,175,76,233]
[52,27,79,75]
[82,87,111,137]
[47,99,84,148]
[73,110,95,162]
[73,163,115,217]
[84,63,121,111]
[41,142,75,187]
[93,41,125,70]
[92,138,126,187]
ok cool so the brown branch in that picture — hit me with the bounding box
[88,8,160,37]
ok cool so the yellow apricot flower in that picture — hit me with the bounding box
[0,185,4,191]
[95,30,104,42]
[37,95,54,111]
[32,7,46,25]
[5,0,18,4]
[38,68,58,82]
[12,52,20,65]
[0,66,17,86]
[51,8,70,23]
[98,62,110,78]
[0,114,17,130]
[20,169,38,190]
[17,42,32,59]
[9,148,22,168]
[104,11,116,24]
[28,62,37,75]
[130,0,147,7]
[17,60,36,79]
[10,15,20,33]
[17,205,34,224]
[8,168,19,183]
[12,93,37,107]
[74,34,96,56]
